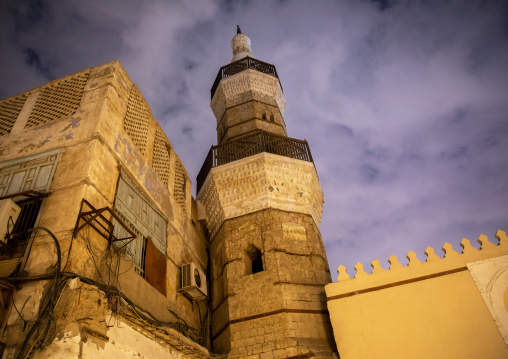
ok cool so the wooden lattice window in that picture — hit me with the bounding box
[0,151,58,198]
[124,86,150,156]
[152,127,171,186]
[173,158,186,211]
[113,173,168,294]
[114,173,167,254]
[0,94,27,136]
[26,71,90,128]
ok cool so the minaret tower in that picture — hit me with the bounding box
[197,29,337,358]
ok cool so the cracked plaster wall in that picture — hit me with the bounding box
[0,61,209,357]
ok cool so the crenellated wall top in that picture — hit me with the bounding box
[326,230,508,298]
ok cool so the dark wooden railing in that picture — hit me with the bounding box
[210,57,282,100]
[196,131,313,194]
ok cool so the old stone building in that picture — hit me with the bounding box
[0,29,336,359]
[0,29,507,359]
[0,58,209,357]
[196,31,336,357]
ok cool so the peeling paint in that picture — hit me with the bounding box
[59,124,72,133]
[33,121,56,131]
[70,117,81,128]
[59,117,81,134]
[0,61,209,358]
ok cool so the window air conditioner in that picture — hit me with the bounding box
[0,199,21,244]
[180,262,207,301]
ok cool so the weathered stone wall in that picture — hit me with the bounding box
[211,70,287,143]
[197,153,323,239]
[202,60,336,354]
[217,100,286,144]
[210,209,336,358]
[0,61,209,356]
[5,278,209,359]
[227,312,334,359]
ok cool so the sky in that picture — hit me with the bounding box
[1,0,507,280]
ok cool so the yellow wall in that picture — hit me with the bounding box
[326,231,508,359]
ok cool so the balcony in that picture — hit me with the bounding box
[196,130,313,194]
[210,57,283,100]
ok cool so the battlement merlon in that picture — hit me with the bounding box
[325,230,508,299]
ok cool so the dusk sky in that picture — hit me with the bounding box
[1,0,507,280]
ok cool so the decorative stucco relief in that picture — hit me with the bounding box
[467,255,508,345]
[200,177,225,238]
[197,153,323,238]
[282,222,307,241]
[210,70,285,122]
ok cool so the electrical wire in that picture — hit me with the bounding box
[3,227,205,356]
[10,294,29,325]
[61,231,75,271]
[8,227,61,359]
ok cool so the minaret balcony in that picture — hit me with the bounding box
[197,130,313,194]
[210,56,283,100]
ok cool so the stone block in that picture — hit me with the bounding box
[252,343,263,354]
[285,347,298,358]
[263,342,276,353]
[245,337,257,346]
[273,349,286,359]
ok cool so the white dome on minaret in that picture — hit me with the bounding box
[231,26,255,62]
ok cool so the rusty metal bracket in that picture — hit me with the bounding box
[73,199,136,245]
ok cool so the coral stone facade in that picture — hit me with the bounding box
[198,31,337,357]
[0,61,209,358]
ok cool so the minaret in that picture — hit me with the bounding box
[210,26,287,145]
[197,29,337,358]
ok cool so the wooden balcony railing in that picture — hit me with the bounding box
[210,56,283,100]
[196,131,313,194]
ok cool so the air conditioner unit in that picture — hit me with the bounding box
[0,199,21,244]
[180,262,207,301]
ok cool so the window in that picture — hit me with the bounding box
[112,218,147,277]
[2,196,43,259]
[0,150,58,274]
[113,171,168,294]
[245,245,263,275]
[0,150,58,338]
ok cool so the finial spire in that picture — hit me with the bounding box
[231,28,254,62]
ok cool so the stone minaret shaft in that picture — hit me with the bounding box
[198,31,337,358]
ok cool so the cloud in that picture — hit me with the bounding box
[0,0,507,279]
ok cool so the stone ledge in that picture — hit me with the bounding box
[197,153,323,239]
